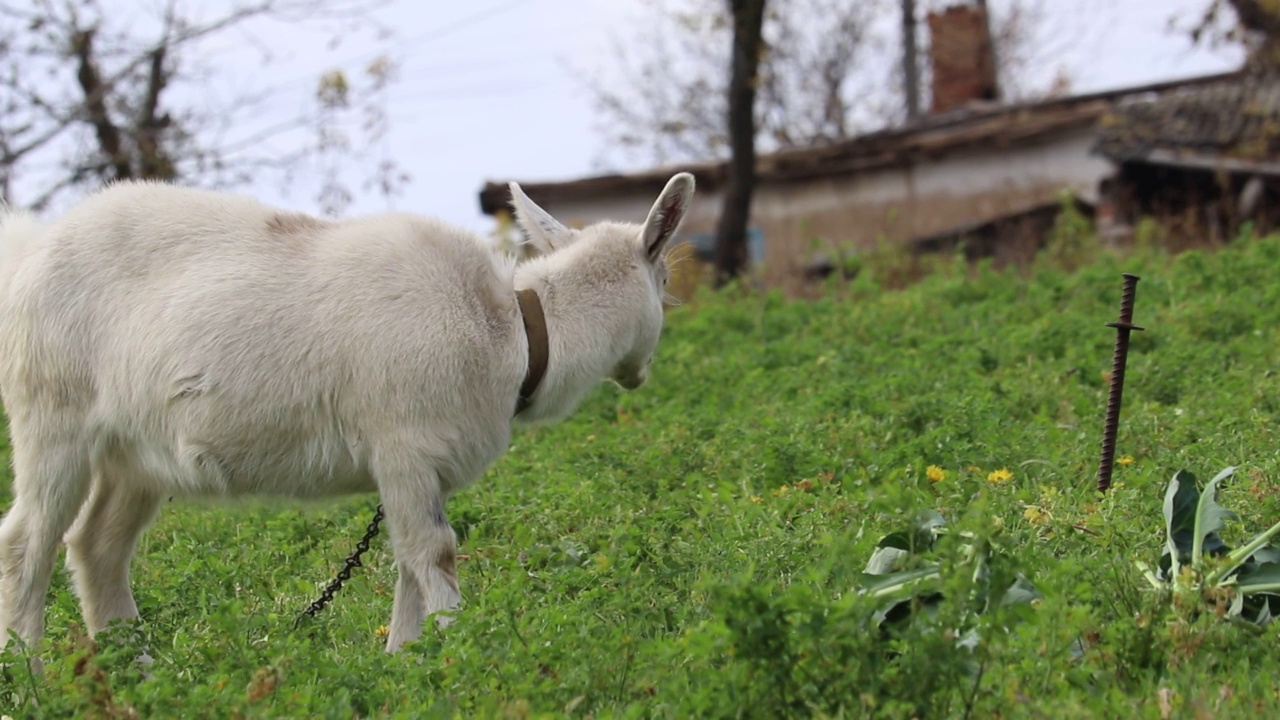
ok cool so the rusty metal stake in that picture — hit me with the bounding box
[1097,273,1144,493]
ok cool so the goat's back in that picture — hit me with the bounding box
[0,181,524,497]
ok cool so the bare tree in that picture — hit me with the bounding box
[0,0,407,216]
[902,0,922,119]
[577,0,1073,169]
[574,0,891,167]
[578,0,1081,284]
[1188,0,1280,68]
[713,0,766,285]
[982,0,1079,101]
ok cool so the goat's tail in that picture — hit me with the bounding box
[0,201,44,288]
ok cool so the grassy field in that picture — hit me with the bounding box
[3,229,1280,718]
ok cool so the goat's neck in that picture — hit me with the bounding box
[514,263,621,424]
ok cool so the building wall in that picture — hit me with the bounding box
[750,128,1114,287]
[527,127,1116,292]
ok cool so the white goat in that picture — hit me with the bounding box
[0,171,694,656]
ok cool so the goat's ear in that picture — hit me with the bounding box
[509,182,571,256]
[641,172,695,262]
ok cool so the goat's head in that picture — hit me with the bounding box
[508,172,695,393]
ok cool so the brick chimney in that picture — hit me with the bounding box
[926,3,998,114]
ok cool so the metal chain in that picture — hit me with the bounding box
[294,504,384,629]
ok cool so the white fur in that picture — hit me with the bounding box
[0,172,694,655]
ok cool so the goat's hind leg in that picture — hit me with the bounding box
[374,454,461,653]
[64,476,161,636]
[0,432,92,653]
[384,503,460,654]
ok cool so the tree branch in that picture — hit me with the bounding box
[71,27,132,181]
[136,43,174,179]
[1,1,278,168]
[1,0,401,212]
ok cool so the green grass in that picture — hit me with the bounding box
[4,232,1280,718]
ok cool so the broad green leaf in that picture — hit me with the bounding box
[1162,468,1236,574]
[1250,545,1280,565]
[866,509,947,574]
[1235,562,1280,594]
[1237,590,1279,627]
[1253,599,1273,626]
[872,597,914,629]
[875,531,914,551]
[1163,469,1200,574]
[969,543,992,609]
[1136,560,1166,590]
[1000,576,1042,607]
[873,592,944,629]
[1228,589,1245,618]
[875,510,946,552]
[955,627,981,651]
[1207,465,1238,486]
[913,508,947,534]
[1192,466,1238,566]
[864,546,910,575]
[1215,521,1280,584]
[858,565,941,598]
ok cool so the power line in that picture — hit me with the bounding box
[400,0,537,48]
[252,0,543,104]
[389,79,554,104]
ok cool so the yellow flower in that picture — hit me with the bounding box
[1023,506,1049,526]
[375,625,389,639]
[987,468,1014,484]
[1117,456,1134,466]
[749,495,762,503]
[926,465,946,483]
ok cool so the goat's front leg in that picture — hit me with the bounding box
[374,458,460,653]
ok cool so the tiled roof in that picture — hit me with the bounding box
[1094,71,1280,165]
[479,71,1240,215]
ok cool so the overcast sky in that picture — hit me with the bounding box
[17,0,1250,233]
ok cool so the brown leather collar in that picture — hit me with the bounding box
[515,288,548,416]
